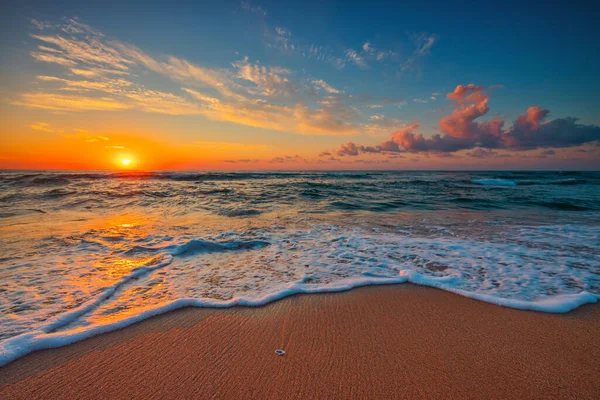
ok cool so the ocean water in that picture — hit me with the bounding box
[1,170,599,365]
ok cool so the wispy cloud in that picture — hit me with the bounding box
[16,18,405,137]
[233,58,295,97]
[240,1,267,16]
[193,141,269,151]
[85,135,109,143]
[30,122,56,132]
[400,32,437,72]
[344,49,368,69]
[312,79,342,94]
[224,159,261,163]
[264,25,345,69]
[17,93,132,112]
[31,32,133,71]
[361,41,397,61]
[268,154,307,164]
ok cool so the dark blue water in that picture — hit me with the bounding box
[1,171,599,217]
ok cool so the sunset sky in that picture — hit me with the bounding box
[1,0,599,170]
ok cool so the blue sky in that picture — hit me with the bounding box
[1,0,599,169]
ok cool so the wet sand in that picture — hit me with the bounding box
[1,284,599,399]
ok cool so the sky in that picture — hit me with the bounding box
[1,0,599,170]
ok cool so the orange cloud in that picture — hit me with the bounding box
[326,84,600,157]
[31,122,56,132]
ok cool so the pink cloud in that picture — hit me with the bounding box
[326,84,600,157]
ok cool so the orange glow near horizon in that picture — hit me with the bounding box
[2,117,597,171]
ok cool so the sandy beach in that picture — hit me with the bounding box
[1,284,599,399]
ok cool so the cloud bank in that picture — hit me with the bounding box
[327,84,600,157]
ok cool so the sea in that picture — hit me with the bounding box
[1,170,599,365]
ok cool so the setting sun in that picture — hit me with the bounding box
[121,159,131,166]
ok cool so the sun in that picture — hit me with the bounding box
[114,154,137,169]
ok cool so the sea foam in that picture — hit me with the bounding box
[1,222,598,367]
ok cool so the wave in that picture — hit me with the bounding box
[124,237,269,256]
[198,188,234,195]
[31,176,71,186]
[0,270,596,367]
[39,188,78,199]
[0,236,272,365]
[217,208,262,217]
[517,178,588,186]
[472,179,517,186]
[2,171,597,189]
[0,209,47,218]
[1,221,599,367]
[472,177,591,187]
[532,201,591,211]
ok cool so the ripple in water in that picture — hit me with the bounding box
[0,171,599,366]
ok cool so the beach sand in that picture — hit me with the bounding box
[1,284,599,399]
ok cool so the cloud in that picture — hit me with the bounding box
[31,122,55,132]
[193,141,269,151]
[264,26,345,69]
[69,67,129,78]
[17,93,130,112]
[262,15,396,71]
[31,33,133,71]
[31,19,53,30]
[233,58,294,97]
[224,159,261,163]
[85,136,109,143]
[344,49,368,69]
[361,41,397,62]
[539,149,556,157]
[17,84,201,115]
[312,79,342,94]
[401,32,437,72]
[17,18,412,137]
[438,86,600,150]
[337,142,360,156]
[104,145,125,149]
[335,141,388,156]
[501,108,600,149]
[184,88,363,135]
[266,155,307,164]
[466,148,498,158]
[240,1,267,16]
[275,27,290,37]
[31,52,77,66]
[326,84,600,157]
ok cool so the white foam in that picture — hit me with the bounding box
[1,269,596,367]
[1,223,599,367]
